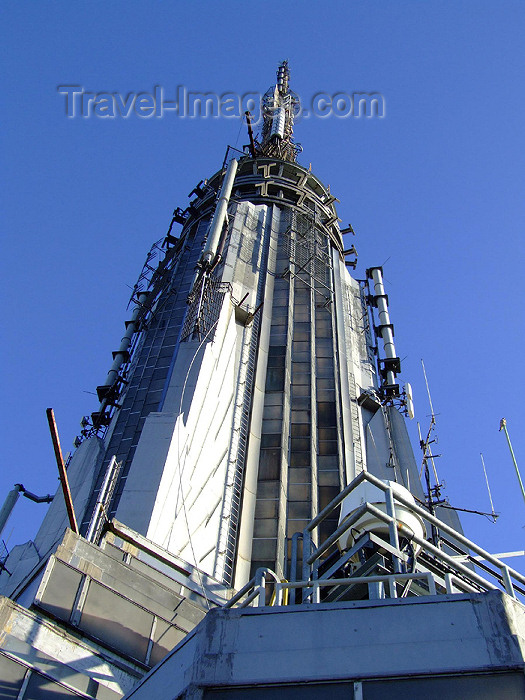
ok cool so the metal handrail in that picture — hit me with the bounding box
[365,503,500,595]
[225,570,440,609]
[361,472,525,587]
[224,567,280,608]
[274,571,437,605]
[302,470,525,600]
[226,472,525,610]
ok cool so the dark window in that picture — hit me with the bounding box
[265,368,285,391]
[288,467,311,484]
[259,450,281,480]
[291,437,310,452]
[318,441,338,455]
[253,519,278,538]
[294,323,310,341]
[289,483,310,502]
[256,481,279,499]
[254,499,279,519]
[364,673,525,700]
[38,560,82,622]
[261,434,281,448]
[79,581,153,661]
[204,682,354,699]
[290,451,310,467]
[268,345,286,357]
[291,410,310,424]
[251,538,277,560]
[262,419,282,434]
[317,402,337,427]
[263,404,283,420]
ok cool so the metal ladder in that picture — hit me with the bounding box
[215,317,258,584]
[344,285,365,477]
[86,456,122,544]
[348,371,364,476]
[215,208,269,586]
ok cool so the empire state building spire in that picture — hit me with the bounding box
[258,60,302,161]
[1,62,523,700]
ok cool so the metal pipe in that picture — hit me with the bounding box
[290,532,301,605]
[385,486,402,573]
[46,408,79,534]
[306,469,367,532]
[201,158,238,267]
[268,573,439,601]
[257,569,267,607]
[224,575,257,608]
[480,453,496,516]
[239,589,259,608]
[370,267,397,385]
[501,565,515,598]
[104,291,149,387]
[307,503,368,565]
[408,526,499,595]
[500,418,525,505]
[86,455,118,542]
[21,489,53,504]
[302,529,312,583]
[0,485,22,541]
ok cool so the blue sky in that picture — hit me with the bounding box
[2,1,524,576]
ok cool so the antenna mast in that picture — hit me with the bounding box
[418,360,444,545]
[480,453,498,521]
[258,60,302,162]
[499,418,525,506]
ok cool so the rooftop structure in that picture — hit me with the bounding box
[1,62,524,699]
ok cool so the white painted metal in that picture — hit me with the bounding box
[201,157,238,266]
[332,254,365,482]
[474,550,525,560]
[337,479,426,552]
[0,484,21,539]
[270,107,286,138]
[371,267,397,386]
[233,205,280,589]
[405,381,415,419]
[86,455,118,542]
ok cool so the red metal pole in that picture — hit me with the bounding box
[46,408,79,534]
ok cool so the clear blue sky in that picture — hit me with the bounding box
[2,1,524,575]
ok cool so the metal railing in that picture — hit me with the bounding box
[303,470,525,600]
[226,471,525,608]
[225,568,439,608]
[224,567,281,608]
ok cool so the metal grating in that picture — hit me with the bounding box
[283,210,333,303]
[181,276,231,342]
